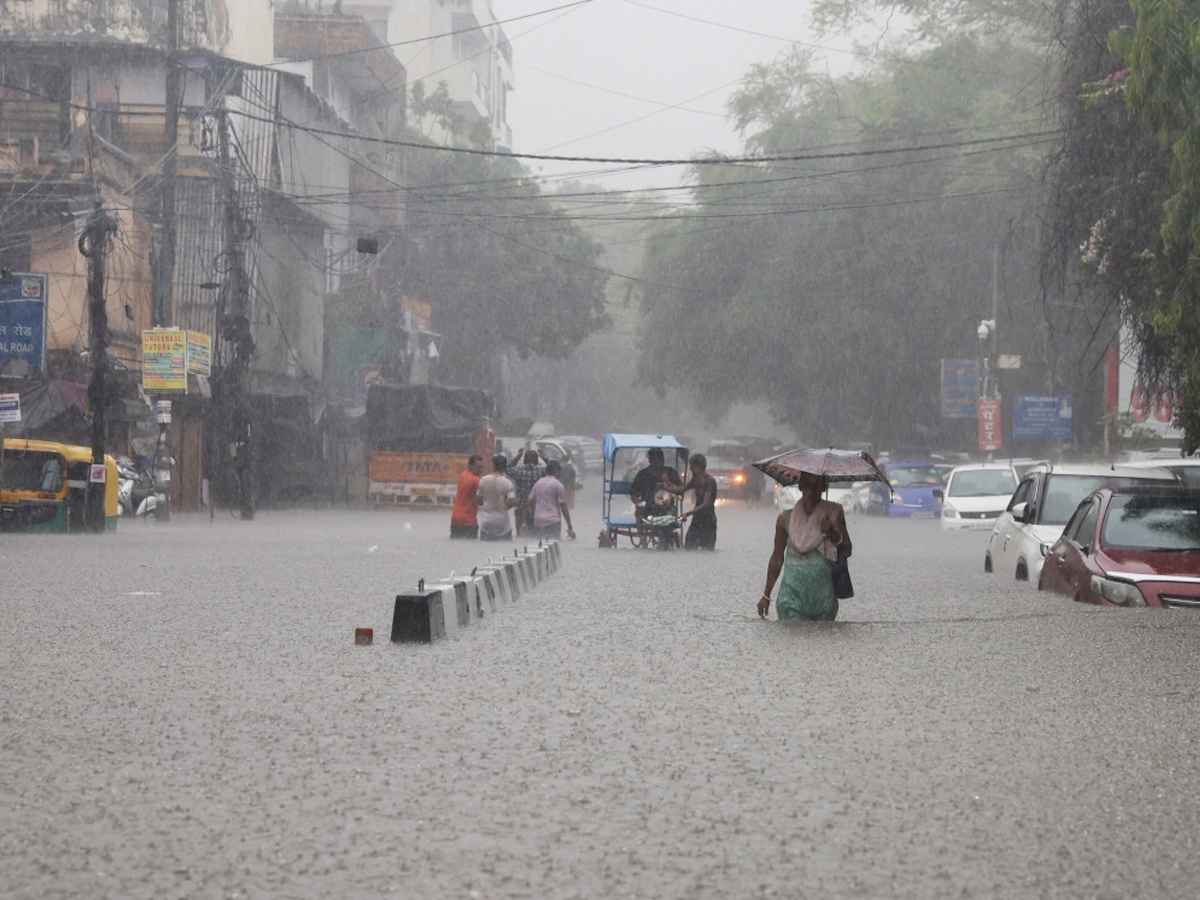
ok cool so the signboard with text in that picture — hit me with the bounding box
[1014,395,1073,440]
[978,397,1002,452]
[941,359,980,419]
[0,273,48,376]
[142,329,188,392]
[0,393,21,423]
[1117,332,1182,439]
[186,330,212,376]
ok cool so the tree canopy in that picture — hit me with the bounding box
[633,35,1068,448]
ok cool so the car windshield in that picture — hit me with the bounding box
[1103,494,1200,551]
[1040,475,1169,525]
[707,457,741,471]
[949,469,1017,497]
[889,466,942,488]
[1,450,64,493]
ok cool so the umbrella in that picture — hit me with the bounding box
[751,447,888,487]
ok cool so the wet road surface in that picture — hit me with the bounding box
[3,495,1200,899]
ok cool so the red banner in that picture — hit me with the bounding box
[978,397,1002,452]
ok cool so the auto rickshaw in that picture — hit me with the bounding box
[1,439,119,533]
[599,433,689,549]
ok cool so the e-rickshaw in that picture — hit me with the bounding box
[1,439,119,533]
[599,433,689,549]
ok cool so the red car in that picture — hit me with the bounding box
[1039,486,1200,609]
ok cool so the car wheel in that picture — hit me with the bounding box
[984,554,993,573]
[1015,561,1029,582]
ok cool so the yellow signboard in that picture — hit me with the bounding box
[142,329,187,392]
[187,330,212,376]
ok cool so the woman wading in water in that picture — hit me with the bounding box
[758,471,852,621]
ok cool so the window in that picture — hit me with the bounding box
[1008,477,1033,511]
[1102,494,1200,551]
[948,469,1017,497]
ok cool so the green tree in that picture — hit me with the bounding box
[635,36,1069,447]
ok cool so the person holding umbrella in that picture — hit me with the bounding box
[752,449,882,621]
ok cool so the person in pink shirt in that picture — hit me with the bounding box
[525,460,576,541]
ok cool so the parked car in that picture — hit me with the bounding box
[984,463,1177,583]
[775,481,865,514]
[558,435,604,475]
[1039,486,1200,609]
[937,463,1018,532]
[867,460,944,518]
[1126,457,1200,489]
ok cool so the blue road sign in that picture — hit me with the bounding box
[0,273,49,375]
[1014,395,1073,440]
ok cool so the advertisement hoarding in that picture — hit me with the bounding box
[1014,395,1073,440]
[0,273,48,376]
[186,330,212,376]
[941,359,980,419]
[142,329,188,392]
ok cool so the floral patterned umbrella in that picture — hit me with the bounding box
[751,448,889,487]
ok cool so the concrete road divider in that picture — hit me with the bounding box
[391,542,561,643]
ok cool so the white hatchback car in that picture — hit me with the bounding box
[776,482,865,514]
[937,463,1018,532]
[985,463,1177,582]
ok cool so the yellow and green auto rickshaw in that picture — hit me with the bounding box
[0,439,119,533]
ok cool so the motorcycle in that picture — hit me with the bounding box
[117,436,174,520]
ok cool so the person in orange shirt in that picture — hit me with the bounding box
[450,454,485,539]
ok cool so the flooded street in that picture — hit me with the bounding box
[4,497,1200,899]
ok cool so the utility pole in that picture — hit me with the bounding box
[154,0,180,328]
[218,106,256,520]
[80,203,118,533]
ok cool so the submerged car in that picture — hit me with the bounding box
[937,463,1017,532]
[1039,486,1200,609]
[867,460,944,518]
[776,482,865,514]
[985,463,1177,583]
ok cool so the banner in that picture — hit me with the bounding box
[978,397,1002,452]
[186,330,212,376]
[142,329,188,392]
[1014,395,1073,440]
[401,296,433,333]
[941,359,980,419]
[0,273,48,375]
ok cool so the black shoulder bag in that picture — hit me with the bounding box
[831,545,854,599]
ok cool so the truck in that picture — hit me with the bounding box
[366,384,493,508]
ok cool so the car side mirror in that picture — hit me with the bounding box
[932,489,944,501]
[1011,501,1028,523]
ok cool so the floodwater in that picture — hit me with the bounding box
[3,492,1200,899]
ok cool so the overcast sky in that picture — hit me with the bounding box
[491,0,867,191]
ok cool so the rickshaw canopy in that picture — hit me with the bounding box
[602,433,688,461]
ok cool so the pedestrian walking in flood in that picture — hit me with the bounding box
[450,454,485,539]
[525,459,576,541]
[759,472,852,621]
[477,454,516,542]
[680,453,719,549]
[509,447,546,537]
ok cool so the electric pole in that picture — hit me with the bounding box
[218,106,256,520]
[79,203,118,533]
[154,0,180,327]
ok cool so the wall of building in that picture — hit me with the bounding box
[0,0,274,66]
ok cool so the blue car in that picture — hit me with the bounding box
[868,460,945,518]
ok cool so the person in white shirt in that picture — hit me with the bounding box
[476,454,516,541]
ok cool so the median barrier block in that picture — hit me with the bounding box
[391,542,563,643]
[391,589,447,643]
